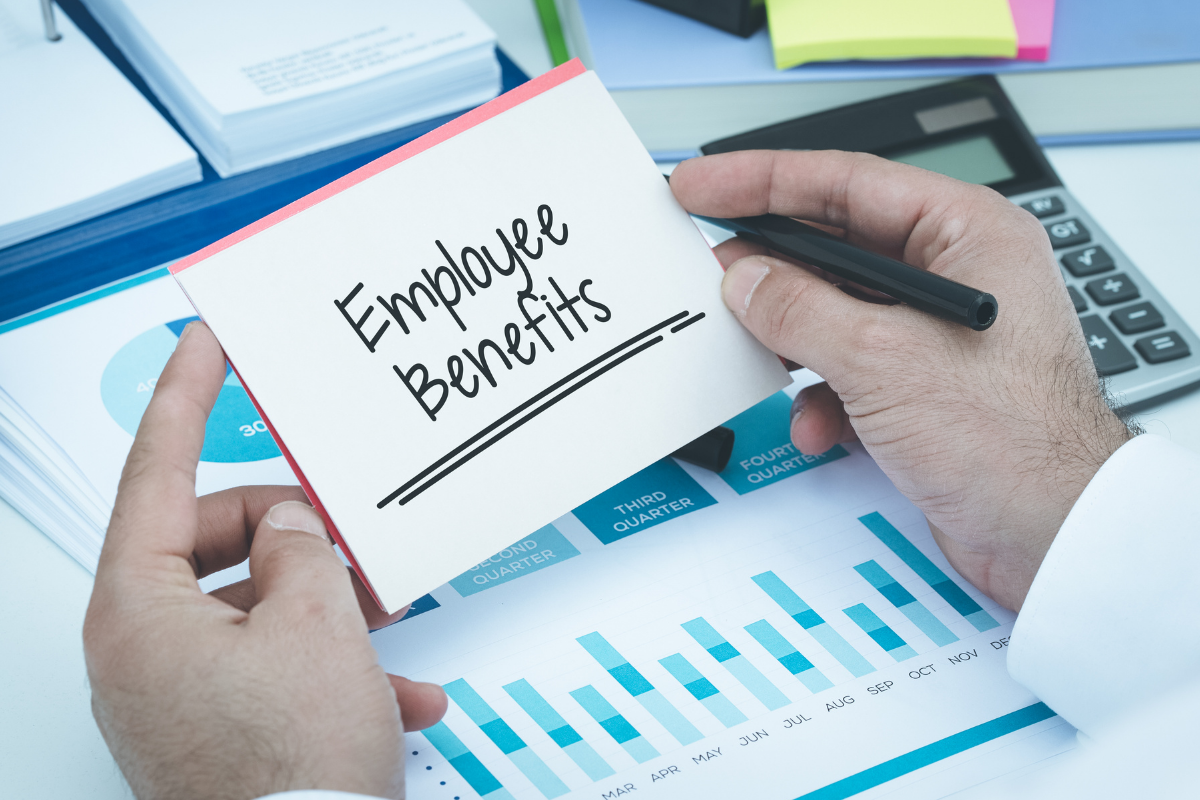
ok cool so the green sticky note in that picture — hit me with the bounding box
[765,0,1017,70]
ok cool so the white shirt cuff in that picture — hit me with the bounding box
[1008,433,1200,734]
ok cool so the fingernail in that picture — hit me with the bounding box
[178,320,198,342]
[722,257,770,318]
[266,501,330,541]
[790,391,805,423]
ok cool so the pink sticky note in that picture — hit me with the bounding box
[1009,0,1055,61]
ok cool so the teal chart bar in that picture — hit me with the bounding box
[422,721,516,800]
[752,571,876,678]
[681,617,790,711]
[659,653,748,728]
[444,679,569,799]
[843,604,918,662]
[859,513,1000,632]
[502,679,615,782]
[577,632,704,745]
[854,560,959,647]
[744,619,834,694]
[570,685,660,763]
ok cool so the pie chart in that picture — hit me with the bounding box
[100,317,281,463]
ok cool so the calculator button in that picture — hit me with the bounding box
[1021,196,1065,218]
[1062,246,1115,277]
[1085,273,1140,305]
[1045,218,1091,248]
[1135,331,1190,364]
[1067,286,1088,313]
[1080,316,1137,375]
[1110,302,1164,335]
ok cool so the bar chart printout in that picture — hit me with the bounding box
[752,571,876,678]
[743,619,834,693]
[658,653,748,728]
[502,679,615,782]
[859,512,1000,632]
[681,617,791,711]
[855,560,959,647]
[843,604,918,662]
[421,721,515,800]
[444,679,569,798]
[577,632,704,745]
[570,685,660,763]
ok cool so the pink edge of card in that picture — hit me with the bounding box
[1009,0,1055,61]
[169,58,588,276]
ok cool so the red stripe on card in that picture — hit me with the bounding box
[170,58,587,275]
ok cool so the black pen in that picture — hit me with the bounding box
[667,177,998,331]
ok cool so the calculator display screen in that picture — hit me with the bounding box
[889,134,1016,186]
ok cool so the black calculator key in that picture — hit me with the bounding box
[1080,316,1137,375]
[1021,196,1065,218]
[1135,331,1190,364]
[1110,302,1164,335]
[1062,245,1115,277]
[1067,286,1088,313]
[1085,273,1140,306]
[1045,218,1091,249]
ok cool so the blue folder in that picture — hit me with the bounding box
[0,0,530,324]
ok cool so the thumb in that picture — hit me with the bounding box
[721,253,898,381]
[248,501,361,626]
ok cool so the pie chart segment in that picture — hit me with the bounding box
[100,317,281,463]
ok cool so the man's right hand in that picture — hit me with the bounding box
[671,150,1134,611]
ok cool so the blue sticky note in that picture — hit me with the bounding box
[719,392,848,494]
[573,458,716,545]
[449,525,580,597]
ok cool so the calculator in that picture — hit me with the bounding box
[700,76,1200,410]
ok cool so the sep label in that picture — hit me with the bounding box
[719,392,848,495]
[449,525,580,597]
[573,458,716,545]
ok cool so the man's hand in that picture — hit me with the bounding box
[672,151,1133,611]
[83,322,446,800]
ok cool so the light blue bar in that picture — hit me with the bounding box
[503,679,615,781]
[658,653,748,728]
[724,655,791,710]
[855,560,959,647]
[681,617,790,711]
[842,604,916,663]
[569,685,660,764]
[753,571,875,678]
[859,512,1000,632]
[508,748,570,798]
[578,633,703,745]
[639,689,704,745]
[562,740,616,781]
[444,680,569,799]
[422,721,514,798]
[744,620,834,694]
[892,643,919,660]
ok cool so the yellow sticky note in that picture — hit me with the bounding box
[766,0,1018,70]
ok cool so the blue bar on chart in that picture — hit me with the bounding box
[751,571,876,677]
[502,679,615,782]
[577,632,704,745]
[443,679,569,799]
[421,721,516,800]
[570,685,660,764]
[658,653,747,728]
[843,604,918,662]
[681,617,790,711]
[859,513,1000,632]
[854,560,959,647]
[572,458,716,545]
[744,619,834,694]
[717,392,849,494]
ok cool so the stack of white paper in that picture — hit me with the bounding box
[80,0,502,176]
[0,0,200,249]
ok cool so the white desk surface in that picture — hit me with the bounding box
[2,4,1199,797]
